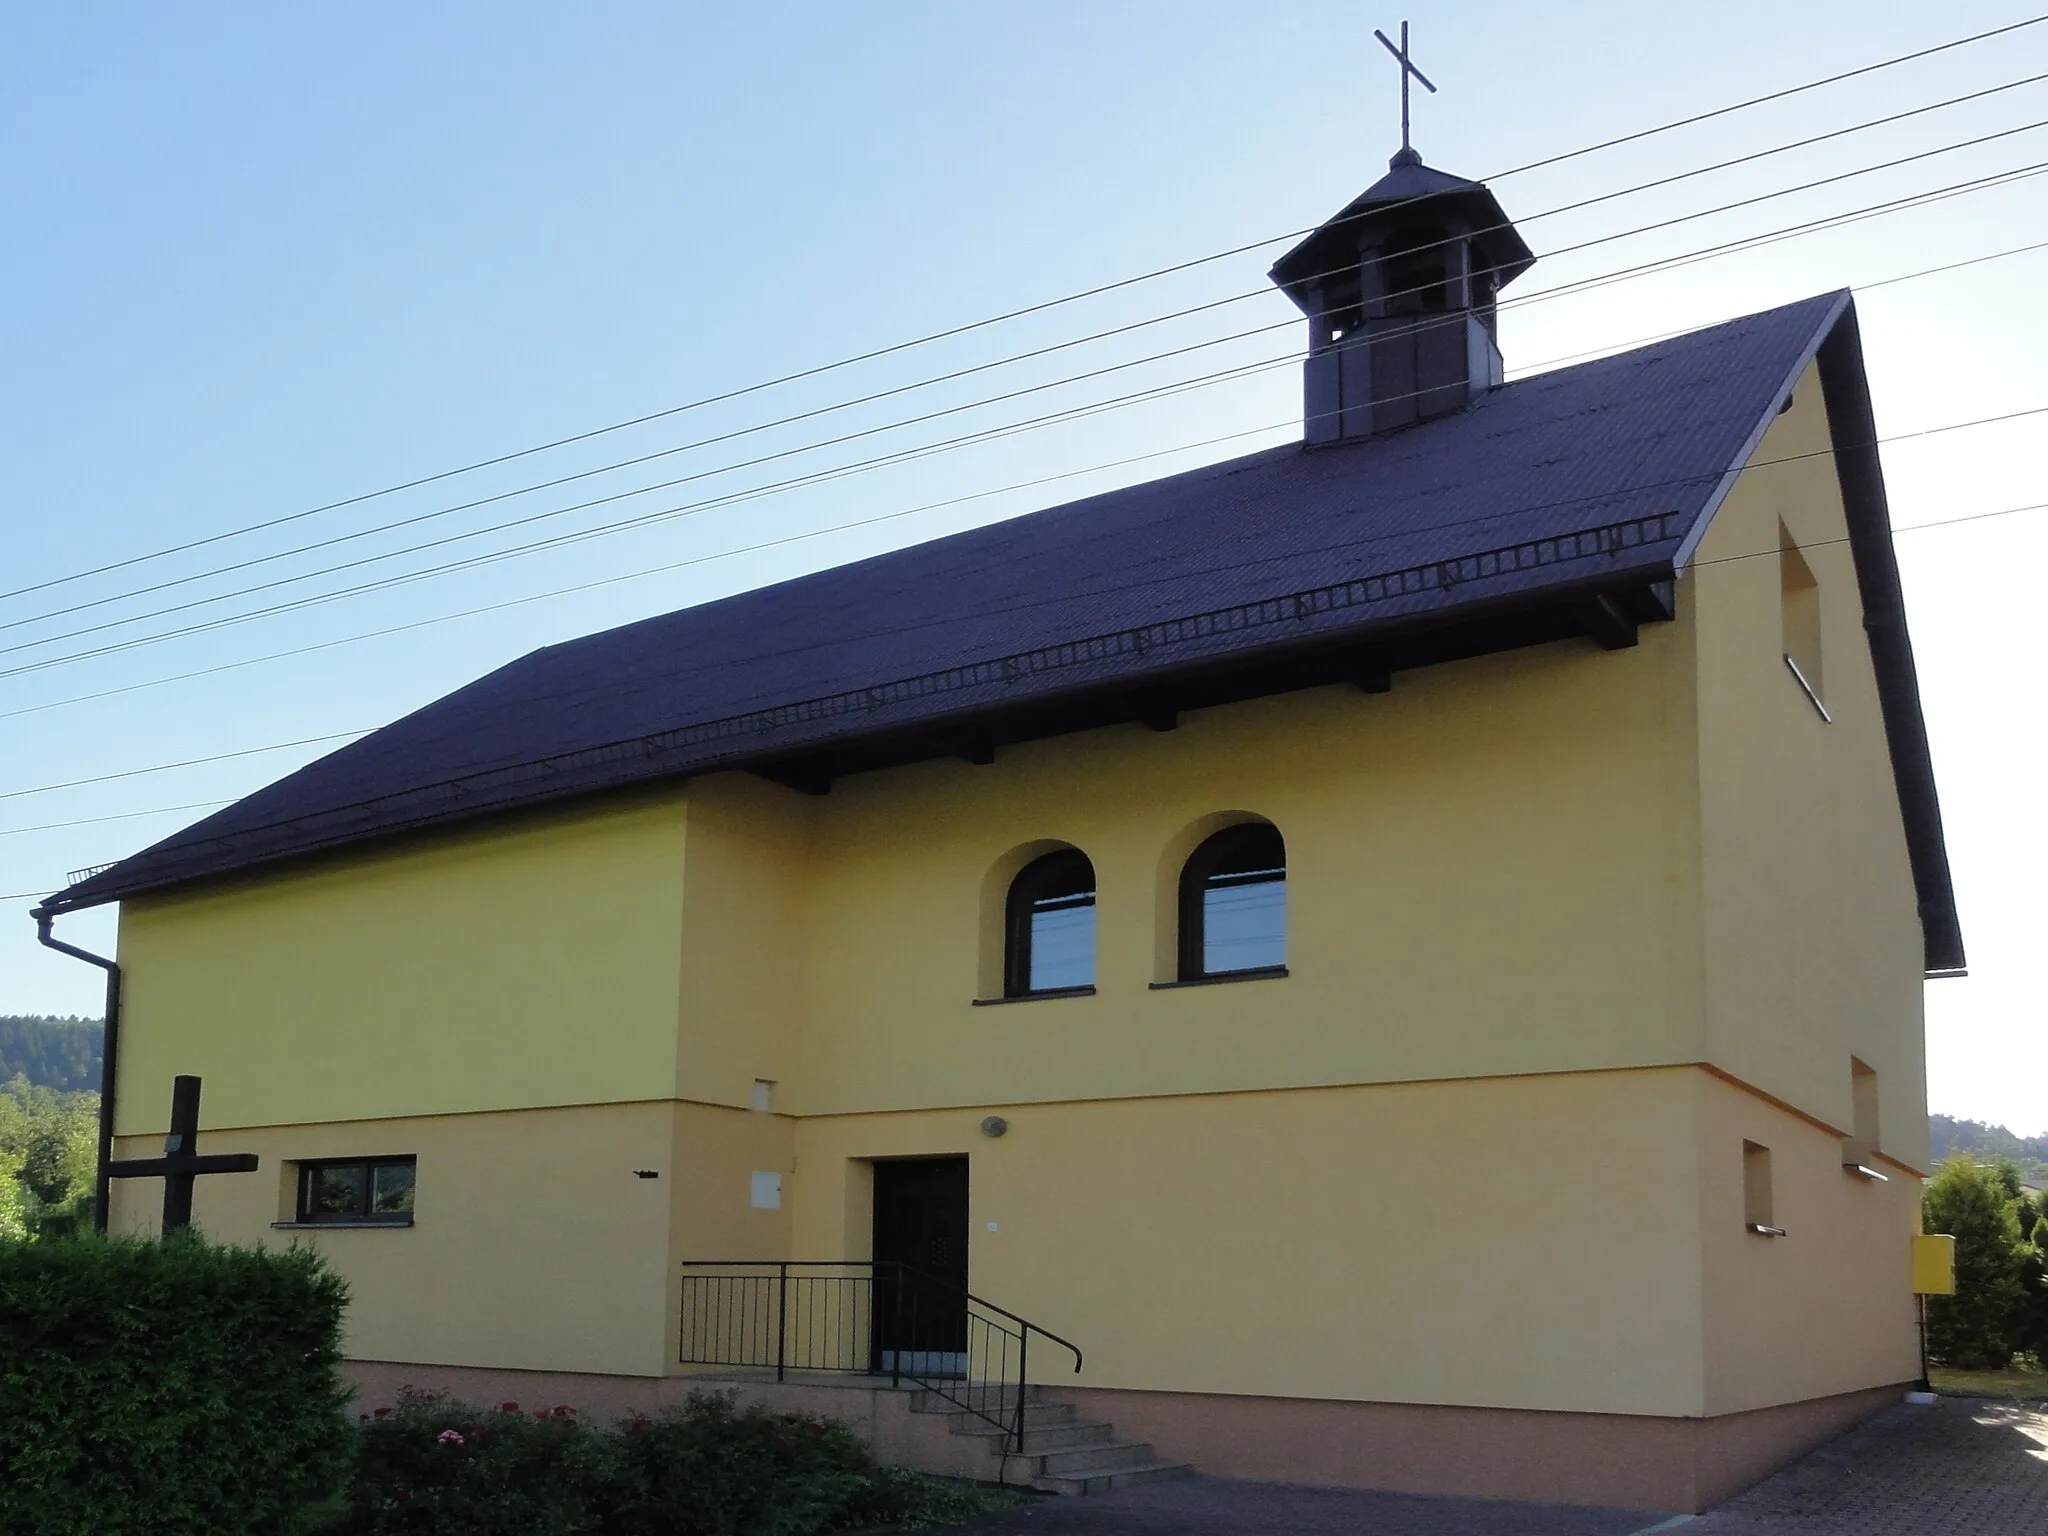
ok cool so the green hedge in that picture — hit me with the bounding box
[0,1232,353,1535]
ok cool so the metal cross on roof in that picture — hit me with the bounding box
[1373,19,1437,159]
[105,1074,259,1235]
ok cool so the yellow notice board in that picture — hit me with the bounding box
[1913,1233,1956,1296]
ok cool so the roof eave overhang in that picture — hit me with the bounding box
[34,556,1680,919]
[1672,291,1962,979]
[1810,300,1966,977]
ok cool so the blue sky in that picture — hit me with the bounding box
[3,3,2044,1131]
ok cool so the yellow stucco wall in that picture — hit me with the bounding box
[1687,361,1930,1172]
[111,1102,682,1376]
[112,793,691,1135]
[109,1097,799,1378]
[672,775,810,1110]
[1695,1070,1920,1415]
[784,1070,1708,1415]
[95,358,1933,1419]
[785,632,1702,1118]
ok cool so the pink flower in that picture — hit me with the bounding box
[437,1430,465,1445]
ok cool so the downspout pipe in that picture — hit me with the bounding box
[31,907,120,1235]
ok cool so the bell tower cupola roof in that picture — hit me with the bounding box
[1267,155,1535,307]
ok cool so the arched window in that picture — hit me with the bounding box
[1004,849,1097,997]
[1178,823,1286,980]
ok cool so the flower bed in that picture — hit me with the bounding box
[329,1388,1011,1535]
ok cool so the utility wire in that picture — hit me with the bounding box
[0,733,370,804]
[8,144,2048,678]
[0,800,233,840]
[6,12,2043,609]
[5,224,2045,723]
[11,484,2043,854]
[6,396,2043,810]
[201,401,2048,741]
[12,66,2048,640]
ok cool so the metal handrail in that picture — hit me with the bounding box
[678,1259,1082,1450]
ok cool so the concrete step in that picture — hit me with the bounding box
[1031,1459,1195,1496]
[910,1391,1073,1429]
[1033,1439,1165,1476]
[952,1418,1116,1452]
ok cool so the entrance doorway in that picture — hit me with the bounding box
[871,1156,968,1377]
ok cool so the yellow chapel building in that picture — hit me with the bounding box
[35,152,1961,1513]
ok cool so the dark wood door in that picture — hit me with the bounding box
[872,1157,968,1372]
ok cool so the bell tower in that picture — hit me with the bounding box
[1268,24,1533,445]
[1269,153,1535,445]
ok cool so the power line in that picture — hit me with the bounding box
[0,732,369,804]
[0,450,2028,900]
[6,13,2042,610]
[6,475,2036,906]
[10,145,2048,681]
[0,800,232,840]
[5,226,2045,725]
[6,398,2043,811]
[14,67,2047,641]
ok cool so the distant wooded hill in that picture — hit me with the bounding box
[0,1017,104,1094]
[1930,1113,2048,1184]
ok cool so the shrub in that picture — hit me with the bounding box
[0,1231,352,1535]
[342,1393,618,1535]
[1923,1154,2030,1370]
[336,1390,1004,1536]
[608,1392,989,1535]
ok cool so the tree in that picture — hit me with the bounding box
[1923,1154,2030,1369]
[0,1080,99,1240]
[0,1152,25,1243]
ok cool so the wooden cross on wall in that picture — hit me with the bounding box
[1373,19,1437,158]
[105,1075,259,1235]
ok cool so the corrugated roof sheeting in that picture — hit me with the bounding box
[51,294,1846,909]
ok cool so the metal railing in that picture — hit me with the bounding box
[678,1260,1082,1450]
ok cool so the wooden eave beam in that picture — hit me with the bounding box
[1578,593,1639,651]
[748,761,833,797]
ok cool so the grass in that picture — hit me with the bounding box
[1930,1363,2048,1401]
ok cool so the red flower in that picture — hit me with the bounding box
[500,1401,520,1413]
[533,1410,549,1420]
[372,1407,390,1418]
[630,1418,650,1431]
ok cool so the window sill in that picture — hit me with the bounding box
[1783,655,1831,723]
[972,985,1096,1007]
[271,1219,415,1230]
[1150,966,1290,990]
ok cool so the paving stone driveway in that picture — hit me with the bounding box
[1687,1398,2048,1535]
[951,1475,1660,1535]
[943,1397,2048,1535]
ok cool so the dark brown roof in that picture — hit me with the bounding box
[39,293,1963,975]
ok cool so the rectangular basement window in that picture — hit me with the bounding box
[287,1156,417,1226]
